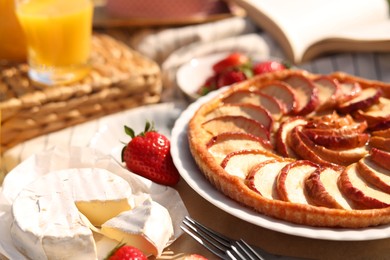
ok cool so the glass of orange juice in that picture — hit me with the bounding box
[15,0,93,86]
[0,0,27,62]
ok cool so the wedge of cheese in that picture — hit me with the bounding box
[101,198,174,257]
[11,168,134,260]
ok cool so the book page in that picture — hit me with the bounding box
[302,20,390,62]
[232,0,389,63]
[326,20,390,41]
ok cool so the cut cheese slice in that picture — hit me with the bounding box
[11,168,133,260]
[101,198,173,257]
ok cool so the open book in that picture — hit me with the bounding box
[231,0,390,64]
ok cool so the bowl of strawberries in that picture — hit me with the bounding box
[176,52,290,101]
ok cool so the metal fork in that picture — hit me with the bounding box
[181,216,265,260]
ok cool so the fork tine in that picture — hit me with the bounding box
[231,239,265,260]
[185,216,231,247]
[181,216,265,260]
[180,224,226,259]
[181,217,229,259]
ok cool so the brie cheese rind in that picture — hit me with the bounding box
[188,70,390,228]
[10,168,173,259]
[101,198,173,257]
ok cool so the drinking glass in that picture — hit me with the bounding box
[0,0,26,62]
[15,0,93,86]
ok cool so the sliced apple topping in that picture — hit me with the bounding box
[370,120,390,132]
[206,132,272,164]
[338,163,390,209]
[283,74,319,115]
[370,148,390,171]
[302,128,369,150]
[300,112,369,150]
[287,126,336,167]
[205,103,273,131]
[313,76,341,111]
[337,87,382,114]
[305,166,353,209]
[257,81,298,114]
[275,117,307,157]
[222,89,285,120]
[337,80,362,104]
[371,126,390,138]
[276,160,319,205]
[354,97,390,128]
[304,112,367,135]
[221,150,281,179]
[202,115,270,141]
[290,126,368,166]
[305,128,367,165]
[357,157,390,194]
[246,159,292,200]
[369,136,390,152]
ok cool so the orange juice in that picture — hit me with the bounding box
[15,0,93,85]
[0,0,27,61]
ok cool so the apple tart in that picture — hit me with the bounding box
[188,69,390,228]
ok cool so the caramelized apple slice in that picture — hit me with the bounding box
[305,112,367,133]
[202,116,270,140]
[257,81,298,114]
[370,148,390,171]
[205,103,273,131]
[354,97,390,128]
[369,136,390,152]
[276,160,319,204]
[370,120,390,132]
[246,159,292,200]
[302,128,369,150]
[304,119,368,137]
[337,87,382,114]
[305,166,353,209]
[287,126,336,167]
[339,163,390,209]
[357,157,390,193]
[313,76,341,111]
[221,149,281,179]
[275,117,307,157]
[292,126,368,166]
[283,74,319,115]
[206,132,272,164]
[371,127,390,138]
[222,89,285,120]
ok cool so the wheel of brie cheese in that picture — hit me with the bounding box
[10,168,174,259]
[188,69,390,228]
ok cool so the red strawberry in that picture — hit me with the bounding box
[252,60,286,75]
[106,244,147,260]
[197,75,218,96]
[217,70,247,88]
[121,122,180,186]
[212,52,249,74]
[183,254,209,260]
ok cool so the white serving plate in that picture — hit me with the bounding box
[170,88,390,241]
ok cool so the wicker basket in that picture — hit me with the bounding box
[0,34,162,154]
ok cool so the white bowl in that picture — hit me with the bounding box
[176,52,282,101]
[176,52,227,101]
